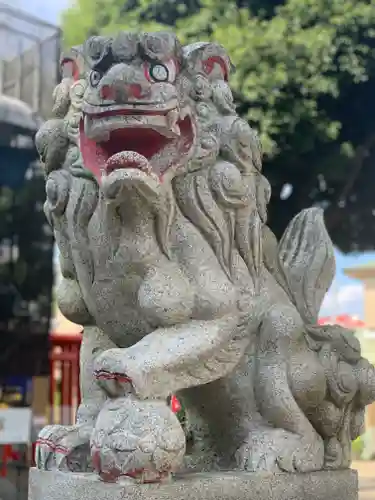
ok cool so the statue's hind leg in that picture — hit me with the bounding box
[246,305,326,472]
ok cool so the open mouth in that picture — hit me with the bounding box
[80,107,194,182]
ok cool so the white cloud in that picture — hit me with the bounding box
[320,283,363,317]
[6,0,70,25]
[336,284,363,306]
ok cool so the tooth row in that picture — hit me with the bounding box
[85,114,181,141]
[85,106,191,143]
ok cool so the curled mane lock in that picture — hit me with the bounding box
[173,73,265,289]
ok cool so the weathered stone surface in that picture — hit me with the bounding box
[29,468,358,500]
[32,30,375,485]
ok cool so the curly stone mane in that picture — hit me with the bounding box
[35,57,99,324]
[173,60,268,289]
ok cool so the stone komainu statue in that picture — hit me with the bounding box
[34,32,375,482]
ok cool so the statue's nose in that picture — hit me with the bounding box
[100,82,150,101]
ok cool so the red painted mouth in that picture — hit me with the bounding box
[80,109,194,182]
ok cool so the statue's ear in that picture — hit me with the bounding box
[182,42,234,81]
[60,46,85,81]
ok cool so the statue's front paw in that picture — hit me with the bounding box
[35,423,93,472]
[93,348,132,397]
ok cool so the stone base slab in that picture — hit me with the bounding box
[29,467,358,500]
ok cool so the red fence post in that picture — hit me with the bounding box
[48,332,82,425]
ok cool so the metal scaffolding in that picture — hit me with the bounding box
[0,2,61,121]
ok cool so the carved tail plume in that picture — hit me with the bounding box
[277,207,336,324]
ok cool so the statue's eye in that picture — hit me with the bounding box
[90,70,102,87]
[144,60,178,83]
[149,63,169,82]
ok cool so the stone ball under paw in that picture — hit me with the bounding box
[90,395,186,482]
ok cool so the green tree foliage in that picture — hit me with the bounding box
[62,0,375,252]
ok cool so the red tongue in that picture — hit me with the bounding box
[105,151,151,175]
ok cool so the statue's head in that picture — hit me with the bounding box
[38,31,264,277]
[57,32,231,203]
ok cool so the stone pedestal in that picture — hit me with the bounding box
[29,467,358,500]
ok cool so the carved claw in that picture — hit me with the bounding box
[94,369,132,383]
[276,436,324,473]
[36,435,69,470]
[236,429,324,473]
[35,424,93,472]
[93,349,133,397]
[94,370,132,397]
[95,370,131,382]
[93,348,125,375]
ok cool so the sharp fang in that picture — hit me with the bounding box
[166,109,180,137]
[84,114,90,135]
[95,130,111,142]
[179,107,190,120]
[167,109,178,126]
[149,126,180,139]
[84,116,110,141]
[169,124,180,137]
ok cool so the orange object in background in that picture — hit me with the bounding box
[318,314,366,329]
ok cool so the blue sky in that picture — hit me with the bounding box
[320,250,375,319]
[9,0,69,25]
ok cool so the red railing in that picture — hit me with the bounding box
[49,332,82,425]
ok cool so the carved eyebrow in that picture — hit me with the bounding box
[111,33,140,61]
[84,37,114,72]
[140,33,182,62]
[140,52,164,64]
[90,47,114,73]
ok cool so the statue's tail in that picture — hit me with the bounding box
[276,207,336,325]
